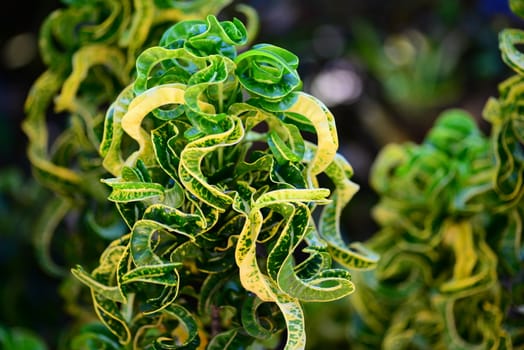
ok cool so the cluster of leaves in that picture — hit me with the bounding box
[20,0,254,347]
[21,0,238,305]
[22,0,236,278]
[68,13,378,349]
[346,1,524,347]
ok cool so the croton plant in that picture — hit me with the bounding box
[22,0,377,349]
[346,1,524,348]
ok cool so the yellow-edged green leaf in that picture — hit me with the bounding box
[121,84,186,166]
[284,93,338,176]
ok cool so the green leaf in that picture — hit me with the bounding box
[241,296,278,340]
[500,28,524,76]
[143,203,207,235]
[160,15,247,58]
[151,122,182,179]
[320,154,379,270]
[130,219,185,266]
[70,322,121,350]
[510,0,524,18]
[71,266,126,303]
[153,304,201,349]
[134,47,205,94]
[273,295,306,350]
[267,203,355,301]
[100,84,135,176]
[22,69,83,195]
[121,263,181,285]
[121,84,187,166]
[54,44,127,114]
[154,0,233,16]
[183,55,235,131]
[178,116,243,210]
[255,188,330,207]
[92,293,131,345]
[267,131,301,164]
[102,179,165,203]
[236,44,300,100]
[0,327,48,350]
[284,93,338,177]
[207,328,252,350]
[33,196,71,277]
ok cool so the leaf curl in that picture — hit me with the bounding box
[236,44,300,101]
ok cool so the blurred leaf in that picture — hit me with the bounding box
[0,326,48,350]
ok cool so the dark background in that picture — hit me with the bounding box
[0,0,520,347]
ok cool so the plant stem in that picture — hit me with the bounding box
[218,82,224,114]
[123,293,135,323]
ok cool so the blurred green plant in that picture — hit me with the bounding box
[351,21,463,116]
[0,168,52,330]
[348,110,518,348]
[0,326,48,350]
[345,0,524,346]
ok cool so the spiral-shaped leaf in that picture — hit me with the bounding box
[160,15,247,58]
[236,44,301,101]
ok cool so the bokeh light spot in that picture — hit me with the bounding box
[310,64,362,107]
[2,33,37,69]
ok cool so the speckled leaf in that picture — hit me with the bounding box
[154,304,201,349]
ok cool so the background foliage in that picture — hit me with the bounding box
[0,0,522,349]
